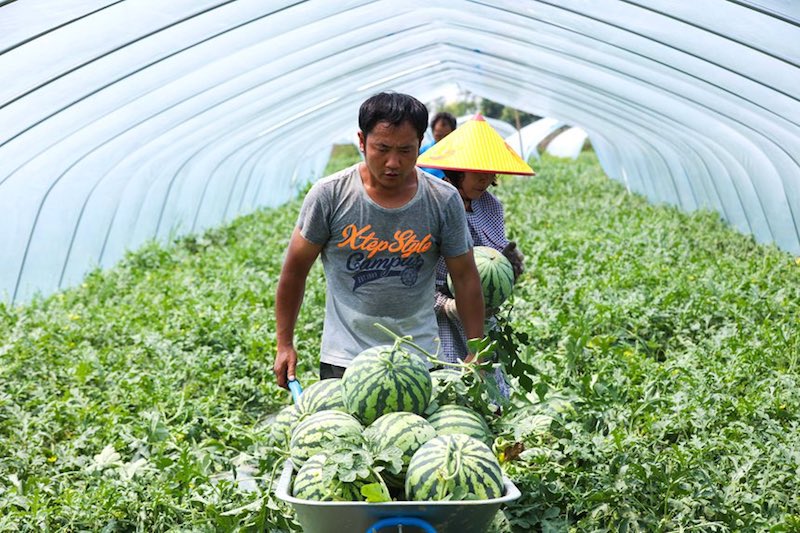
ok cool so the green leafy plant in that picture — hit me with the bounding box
[1,153,799,531]
[315,430,396,503]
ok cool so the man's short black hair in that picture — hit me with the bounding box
[430,112,457,131]
[359,92,428,142]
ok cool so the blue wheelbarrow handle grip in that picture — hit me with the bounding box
[366,516,436,533]
[288,379,303,404]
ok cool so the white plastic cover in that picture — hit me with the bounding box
[1,0,799,302]
[504,117,566,161]
[547,127,589,160]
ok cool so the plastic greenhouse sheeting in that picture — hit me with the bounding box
[547,127,589,160]
[0,1,799,303]
[505,117,566,161]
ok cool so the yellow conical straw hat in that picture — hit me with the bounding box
[417,113,535,176]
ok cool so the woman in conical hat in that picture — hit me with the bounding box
[417,114,534,392]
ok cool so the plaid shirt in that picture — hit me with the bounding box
[434,191,509,362]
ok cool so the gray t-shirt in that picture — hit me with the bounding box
[297,163,472,367]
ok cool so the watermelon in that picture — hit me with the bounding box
[427,404,493,446]
[341,344,432,425]
[296,378,345,415]
[430,368,466,400]
[269,404,305,447]
[365,412,437,487]
[289,410,364,469]
[448,245,514,309]
[405,434,504,501]
[292,453,367,501]
[431,368,462,391]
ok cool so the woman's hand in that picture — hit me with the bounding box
[443,297,460,321]
[502,241,524,280]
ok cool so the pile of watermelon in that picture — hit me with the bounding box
[271,344,506,503]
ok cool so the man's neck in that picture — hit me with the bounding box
[359,163,418,208]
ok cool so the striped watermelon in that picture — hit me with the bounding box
[430,368,465,398]
[296,378,345,415]
[405,434,504,501]
[427,404,493,446]
[448,245,514,309]
[269,404,305,447]
[289,410,364,469]
[341,344,432,425]
[292,453,367,501]
[365,412,437,488]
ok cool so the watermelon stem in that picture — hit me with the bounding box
[374,323,501,398]
[373,322,473,370]
[267,446,291,459]
[369,466,392,501]
[441,446,462,481]
[266,453,284,497]
[434,444,462,500]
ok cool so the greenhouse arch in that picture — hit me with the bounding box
[1,0,798,302]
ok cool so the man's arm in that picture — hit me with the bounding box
[444,250,485,362]
[274,227,323,388]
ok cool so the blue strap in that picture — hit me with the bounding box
[288,379,303,405]
[366,516,436,533]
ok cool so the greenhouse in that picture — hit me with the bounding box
[1,1,799,531]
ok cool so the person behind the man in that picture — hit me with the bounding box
[418,111,457,179]
[417,113,534,398]
[273,92,485,388]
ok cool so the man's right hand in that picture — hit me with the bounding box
[274,228,323,390]
[274,345,298,389]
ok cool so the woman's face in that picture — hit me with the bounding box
[458,172,496,201]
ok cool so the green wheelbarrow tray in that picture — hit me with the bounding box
[275,459,522,533]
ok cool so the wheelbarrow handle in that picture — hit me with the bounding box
[366,516,436,533]
[288,379,303,405]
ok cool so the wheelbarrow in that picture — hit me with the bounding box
[274,379,521,533]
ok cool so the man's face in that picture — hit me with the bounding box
[358,121,420,189]
[432,120,454,143]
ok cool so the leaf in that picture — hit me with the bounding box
[500,441,525,463]
[423,399,440,416]
[450,486,469,500]
[374,445,404,475]
[8,474,22,493]
[88,444,121,472]
[447,486,480,501]
[119,458,149,482]
[220,498,264,516]
[360,483,391,503]
[467,336,495,360]
[534,380,549,402]
[513,415,554,441]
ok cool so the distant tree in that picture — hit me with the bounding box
[500,107,539,129]
[430,94,540,128]
[480,97,540,128]
[479,98,504,120]
[443,100,477,118]
[429,94,478,118]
